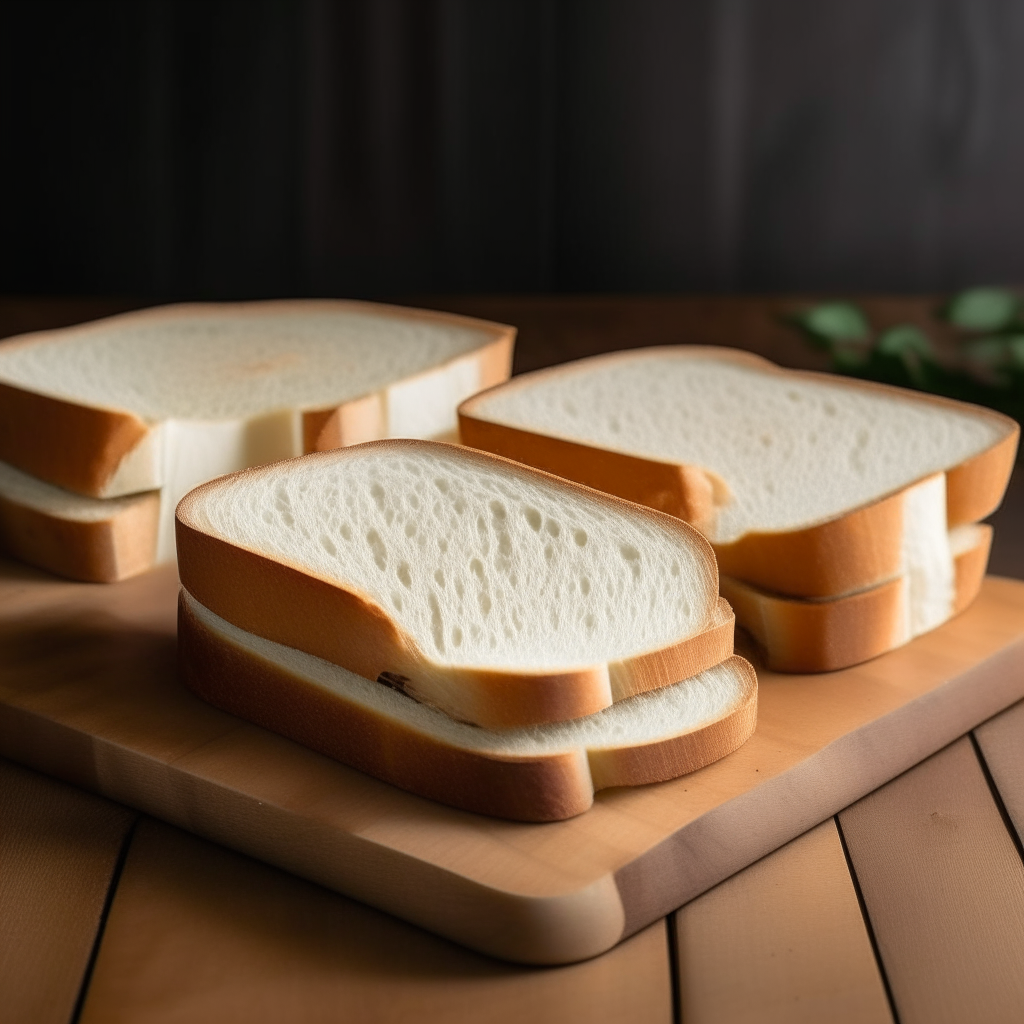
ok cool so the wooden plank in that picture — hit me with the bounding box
[78,817,672,1024]
[2,560,1024,963]
[975,698,1024,846]
[674,818,891,1024]
[838,737,1024,1024]
[0,758,135,1024]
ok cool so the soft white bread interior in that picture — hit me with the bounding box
[176,440,736,729]
[179,588,758,821]
[723,523,992,673]
[460,347,1018,601]
[0,301,513,582]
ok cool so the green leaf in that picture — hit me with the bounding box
[796,303,870,343]
[876,324,934,358]
[945,288,1018,332]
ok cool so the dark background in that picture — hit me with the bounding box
[3,0,1024,300]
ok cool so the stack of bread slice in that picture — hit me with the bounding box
[459,348,1019,672]
[176,440,757,821]
[0,301,513,582]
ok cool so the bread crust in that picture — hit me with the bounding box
[721,524,992,673]
[0,380,150,499]
[0,488,159,583]
[178,590,758,822]
[175,440,735,730]
[459,346,1018,599]
[0,300,516,498]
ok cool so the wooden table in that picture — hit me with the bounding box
[3,295,1024,1022]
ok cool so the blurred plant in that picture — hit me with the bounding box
[790,288,1024,432]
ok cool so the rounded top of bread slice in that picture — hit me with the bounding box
[177,440,722,672]
[0,300,510,422]
[461,347,1018,543]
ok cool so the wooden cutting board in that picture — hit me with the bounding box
[1,558,1022,966]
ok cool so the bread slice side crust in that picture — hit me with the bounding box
[175,441,734,730]
[0,485,160,583]
[721,524,992,673]
[178,590,757,822]
[459,346,1018,599]
[0,380,151,499]
[0,300,516,498]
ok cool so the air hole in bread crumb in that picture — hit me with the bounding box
[404,521,416,538]
[434,568,445,588]
[524,506,542,531]
[365,529,387,570]
[545,519,561,538]
[428,593,444,653]
[574,528,587,547]
[544,543,554,561]
[320,535,337,557]
[370,482,386,510]
[585,613,596,630]
[397,562,412,588]
[434,477,450,494]
[452,627,463,648]
[489,500,507,521]
[340,523,352,541]
[580,577,591,595]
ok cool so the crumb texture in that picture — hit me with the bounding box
[0,304,491,421]
[473,353,1007,542]
[188,445,718,669]
[185,590,749,754]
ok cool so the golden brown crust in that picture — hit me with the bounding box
[460,346,1019,599]
[946,430,1019,525]
[175,439,730,730]
[951,525,993,614]
[588,656,758,789]
[0,299,517,495]
[712,490,906,599]
[0,489,159,583]
[177,591,594,821]
[459,415,722,533]
[0,381,150,499]
[721,524,992,673]
[178,592,757,821]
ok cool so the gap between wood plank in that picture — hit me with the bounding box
[70,817,139,1024]
[665,913,681,1024]
[833,814,900,1024]
[970,731,1024,864]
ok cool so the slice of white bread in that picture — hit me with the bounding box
[0,300,514,582]
[724,523,992,673]
[176,440,737,729]
[179,588,758,821]
[0,460,159,582]
[459,347,1018,603]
